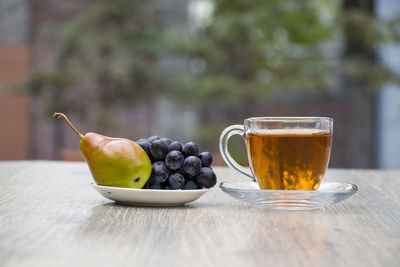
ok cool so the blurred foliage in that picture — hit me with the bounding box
[169,0,400,105]
[21,0,400,128]
[22,0,168,120]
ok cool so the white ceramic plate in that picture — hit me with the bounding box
[220,181,358,210]
[92,184,209,206]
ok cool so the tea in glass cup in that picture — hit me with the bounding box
[219,117,333,190]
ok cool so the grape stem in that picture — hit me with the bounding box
[53,112,84,139]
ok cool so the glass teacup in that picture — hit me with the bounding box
[219,117,333,190]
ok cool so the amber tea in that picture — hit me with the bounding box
[245,129,332,190]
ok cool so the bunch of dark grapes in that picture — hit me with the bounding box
[136,136,216,190]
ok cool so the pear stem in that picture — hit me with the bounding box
[53,112,84,139]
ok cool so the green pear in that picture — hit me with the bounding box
[53,113,152,189]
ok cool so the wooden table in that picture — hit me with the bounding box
[0,161,399,267]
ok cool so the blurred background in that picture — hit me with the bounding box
[0,0,400,168]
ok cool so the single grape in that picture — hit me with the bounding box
[195,167,217,188]
[168,173,185,189]
[183,156,202,177]
[159,137,172,146]
[165,151,184,171]
[147,135,160,143]
[182,141,200,157]
[183,180,200,190]
[169,141,183,152]
[137,141,151,157]
[150,139,170,161]
[149,161,170,184]
[198,152,213,167]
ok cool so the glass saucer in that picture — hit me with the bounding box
[219,181,358,210]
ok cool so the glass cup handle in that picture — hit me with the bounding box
[219,125,254,181]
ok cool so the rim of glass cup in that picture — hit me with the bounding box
[244,117,333,122]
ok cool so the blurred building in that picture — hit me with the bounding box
[0,0,91,160]
[0,0,30,160]
[376,0,400,169]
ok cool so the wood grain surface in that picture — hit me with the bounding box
[0,161,399,267]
